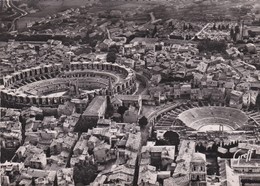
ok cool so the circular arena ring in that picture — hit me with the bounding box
[153,102,260,131]
[176,106,248,131]
[1,62,137,108]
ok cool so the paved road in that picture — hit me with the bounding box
[7,0,27,31]
[192,23,211,40]
[147,102,180,120]
[149,12,155,22]
[147,99,190,121]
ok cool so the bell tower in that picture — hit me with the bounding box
[106,77,114,96]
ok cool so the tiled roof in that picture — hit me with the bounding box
[83,96,106,116]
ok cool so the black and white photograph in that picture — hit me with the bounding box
[0,0,260,185]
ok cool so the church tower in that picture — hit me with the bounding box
[107,77,114,96]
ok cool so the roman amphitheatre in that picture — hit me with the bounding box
[153,102,260,132]
[0,61,137,108]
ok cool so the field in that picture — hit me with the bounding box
[17,0,96,30]
[151,0,258,21]
[16,0,162,30]
[16,0,260,31]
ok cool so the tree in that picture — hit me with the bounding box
[32,178,36,186]
[152,25,157,38]
[46,147,50,157]
[117,105,128,122]
[248,30,256,38]
[235,25,240,34]
[76,183,85,186]
[105,96,114,118]
[195,144,199,152]
[89,40,97,48]
[230,28,235,39]
[193,35,199,41]
[233,33,237,42]
[109,45,119,53]
[73,161,98,185]
[163,131,180,147]
[145,60,148,68]
[183,24,187,30]
[150,126,157,140]
[197,39,227,53]
[138,116,148,129]
[198,143,206,153]
[106,52,117,63]
[189,23,193,30]
[212,142,218,153]
[212,23,216,30]
[6,7,13,14]
[126,34,136,44]
[168,21,173,27]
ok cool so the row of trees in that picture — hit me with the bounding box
[154,131,180,146]
[0,33,82,46]
[195,140,239,154]
[197,39,227,53]
[183,23,194,30]
[212,24,229,30]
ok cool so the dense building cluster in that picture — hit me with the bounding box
[1,0,260,186]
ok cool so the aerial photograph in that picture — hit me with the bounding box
[0,0,260,185]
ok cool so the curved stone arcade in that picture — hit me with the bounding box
[0,61,137,108]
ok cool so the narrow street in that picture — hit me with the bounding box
[192,22,211,40]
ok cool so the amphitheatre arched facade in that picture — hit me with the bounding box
[1,61,136,108]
